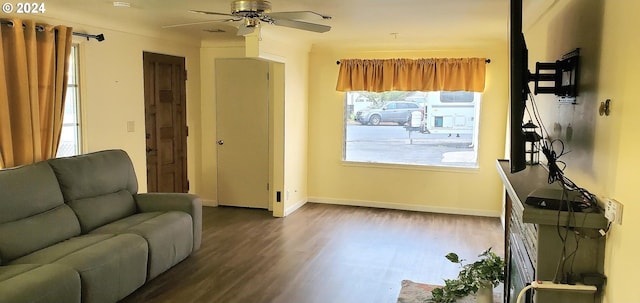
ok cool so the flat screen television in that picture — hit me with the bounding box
[509,0,530,173]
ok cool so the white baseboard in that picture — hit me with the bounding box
[201,198,304,216]
[284,199,307,217]
[307,197,501,218]
[201,199,218,207]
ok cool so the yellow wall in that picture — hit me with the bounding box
[5,14,202,194]
[269,61,286,214]
[524,0,639,301]
[307,46,509,216]
[198,41,246,205]
[594,1,639,302]
[256,30,312,216]
[604,2,640,301]
[80,30,201,194]
[198,31,310,217]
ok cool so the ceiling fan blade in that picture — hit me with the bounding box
[190,10,237,18]
[268,11,331,21]
[271,18,331,33]
[162,19,238,29]
[236,24,256,36]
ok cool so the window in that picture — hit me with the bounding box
[56,44,81,157]
[441,91,474,103]
[344,91,481,168]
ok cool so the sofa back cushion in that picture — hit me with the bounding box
[0,161,81,264]
[48,150,139,233]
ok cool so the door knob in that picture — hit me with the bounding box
[217,140,224,145]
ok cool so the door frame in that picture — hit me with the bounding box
[214,58,273,211]
[142,51,188,193]
[268,61,284,214]
[211,57,285,216]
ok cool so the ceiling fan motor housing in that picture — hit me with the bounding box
[232,0,272,17]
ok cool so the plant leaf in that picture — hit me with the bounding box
[445,253,460,263]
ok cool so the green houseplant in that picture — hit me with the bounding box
[430,248,505,303]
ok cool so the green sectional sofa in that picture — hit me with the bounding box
[0,149,202,303]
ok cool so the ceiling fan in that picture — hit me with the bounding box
[164,0,332,36]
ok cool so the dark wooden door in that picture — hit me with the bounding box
[143,52,188,193]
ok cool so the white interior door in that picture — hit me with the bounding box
[216,58,269,208]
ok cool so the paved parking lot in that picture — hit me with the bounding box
[344,123,477,167]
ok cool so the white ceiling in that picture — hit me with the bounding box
[42,0,509,49]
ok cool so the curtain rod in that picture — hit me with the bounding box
[336,58,491,65]
[0,20,105,42]
[72,32,105,42]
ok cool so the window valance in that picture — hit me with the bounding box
[336,58,487,93]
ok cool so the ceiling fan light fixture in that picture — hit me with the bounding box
[245,18,260,28]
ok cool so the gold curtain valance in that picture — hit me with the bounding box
[335,58,487,93]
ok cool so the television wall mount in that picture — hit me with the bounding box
[529,48,580,99]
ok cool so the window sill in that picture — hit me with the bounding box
[341,160,479,174]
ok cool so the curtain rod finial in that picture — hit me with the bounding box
[72,32,105,42]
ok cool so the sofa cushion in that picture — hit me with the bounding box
[67,190,137,233]
[0,264,40,281]
[12,234,148,303]
[48,150,139,233]
[0,161,66,223]
[0,205,81,264]
[10,234,114,264]
[0,161,80,264]
[91,211,194,280]
[0,264,81,303]
[135,193,203,251]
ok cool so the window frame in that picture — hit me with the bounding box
[56,43,82,158]
[343,90,481,169]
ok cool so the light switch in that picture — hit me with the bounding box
[127,121,135,132]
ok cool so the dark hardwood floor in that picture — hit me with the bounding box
[120,203,504,303]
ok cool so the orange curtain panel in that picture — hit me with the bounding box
[0,18,73,168]
[336,58,487,93]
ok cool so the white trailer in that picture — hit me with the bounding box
[414,92,479,136]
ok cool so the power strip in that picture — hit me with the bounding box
[516,281,597,303]
[531,280,597,292]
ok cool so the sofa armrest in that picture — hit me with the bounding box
[133,193,202,250]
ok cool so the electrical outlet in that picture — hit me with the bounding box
[605,199,623,225]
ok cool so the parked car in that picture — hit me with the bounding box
[355,101,421,126]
